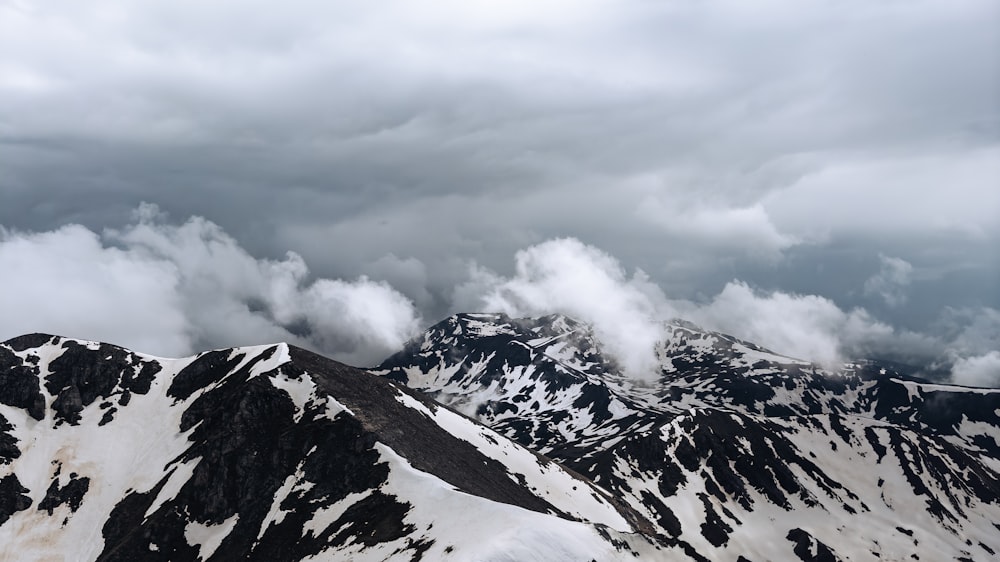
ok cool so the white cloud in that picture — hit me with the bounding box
[458,238,672,379]
[457,237,914,371]
[3,219,995,383]
[0,223,191,356]
[0,205,421,365]
[864,254,913,307]
[682,281,893,366]
[951,352,1000,388]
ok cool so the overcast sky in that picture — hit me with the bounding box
[1,1,998,381]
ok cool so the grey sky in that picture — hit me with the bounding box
[1,1,998,378]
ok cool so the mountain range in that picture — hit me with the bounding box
[2,313,999,561]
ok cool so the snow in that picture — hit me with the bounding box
[302,490,373,538]
[319,396,353,420]
[256,466,302,541]
[7,319,1000,562]
[364,443,658,562]
[269,368,317,423]
[0,340,303,561]
[391,390,632,531]
[397,393,632,532]
[144,457,201,518]
[892,378,1000,395]
[730,341,810,367]
[227,343,292,379]
[184,514,238,560]
[0,343,205,561]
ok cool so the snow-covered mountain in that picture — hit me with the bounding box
[3,314,999,561]
[374,313,1000,562]
[0,333,663,561]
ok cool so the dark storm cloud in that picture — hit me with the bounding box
[1,1,997,379]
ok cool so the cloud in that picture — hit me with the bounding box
[454,237,892,374]
[763,148,1000,243]
[1,0,996,350]
[2,218,996,385]
[457,238,672,379]
[634,196,796,261]
[0,204,420,365]
[456,237,995,380]
[0,223,191,356]
[682,281,892,366]
[951,351,1000,387]
[362,253,434,308]
[864,254,913,307]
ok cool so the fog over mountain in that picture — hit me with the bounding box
[1,0,998,382]
[1,208,997,385]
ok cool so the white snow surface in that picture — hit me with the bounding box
[0,346,203,561]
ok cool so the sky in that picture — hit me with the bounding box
[1,1,998,382]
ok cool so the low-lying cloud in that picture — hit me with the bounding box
[952,352,1000,387]
[458,237,999,384]
[682,281,893,366]
[456,238,672,379]
[0,204,420,365]
[2,212,996,385]
[458,238,890,374]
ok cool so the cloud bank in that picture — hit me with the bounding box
[459,237,999,383]
[459,238,890,373]
[1,208,996,385]
[682,281,892,366]
[0,205,420,365]
[952,352,1000,388]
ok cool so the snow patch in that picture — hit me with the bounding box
[185,514,239,560]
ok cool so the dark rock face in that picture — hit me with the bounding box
[38,472,90,515]
[786,528,841,562]
[0,474,32,525]
[0,343,45,420]
[95,377,402,562]
[44,339,161,425]
[374,313,1000,561]
[289,346,571,518]
[0,414,19,464]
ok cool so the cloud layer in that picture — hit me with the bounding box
[0,205,420,366]
[460,237,999,383]
[1,210,996,385]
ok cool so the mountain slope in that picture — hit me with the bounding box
[374,313,1000,561]
[0,333,662,561]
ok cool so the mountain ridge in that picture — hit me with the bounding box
[374,312,1000,561]
[2,314,999,561]
[0,332,662,561]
